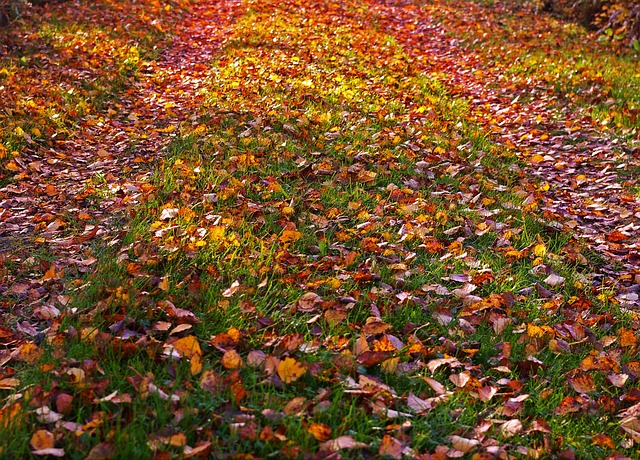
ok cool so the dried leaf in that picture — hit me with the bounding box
[500,419,523,438]
[308,422,332,441]
[379,435,403,459]
[30,430,55,451]
[277,357,307,383]
[221,349,243,369]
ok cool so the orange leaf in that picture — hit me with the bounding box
[172,336,202,358]
[30,430,55,451]
[17,343,43,364]
[620,329,638,348]
[591,433,614,449]
[606,231,627,242]
[221,349,243,369]
[308,422,331,441]
[279,230,302,243]
[277,357,307,383]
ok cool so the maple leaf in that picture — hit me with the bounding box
[277,357,307,383]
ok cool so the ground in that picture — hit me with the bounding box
[1,0,640,458]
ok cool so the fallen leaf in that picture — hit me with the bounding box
[308,422,331,441]
[172,335,202,358]
[450,435,479,453]
[500,419,523,438]
[567,373,596,394]
[379,434,404,459]
[320,435,368,452]
[221,349,243,369]
[30,430,55,451]
[277,357,307,383]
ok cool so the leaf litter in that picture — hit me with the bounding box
[0,0,639,457]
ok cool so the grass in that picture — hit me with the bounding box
[1,0,640,457]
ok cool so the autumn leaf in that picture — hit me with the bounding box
[308,422,331,441]
[279,230,302,243]
[378,435,403,459]
[320,436,368,452]
[277,357,307,383]
[172,335,202,358]
[500,419,523,438]
[567,373,596,394]
[450,435,479,453]
[221,349,243,369]
[30,430,55,451]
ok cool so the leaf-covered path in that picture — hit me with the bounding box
[1,0,242,317]
[2,0,640,457]
[371,0,640,304]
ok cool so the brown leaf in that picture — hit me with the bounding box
[200,370,223,395]
[450,371,471,388]
[320,435,368,452]
[356,351,392,367]
[363,317,391,335]
[17,343,43,364]
[407,392,432,414]
[621,417,640,443]
[85,442,115,460]
[477,385,497,402]
[283,397,307,416]
[567,373,596,394]
[591,433,615,449]
[423,377,446,395]
[379,435,403,459]
[296,292,323,313]
[159,300,200,324]
[450,435,479,453]
[500,419,523,438]
[55,393,73,414]
[0,378,20,390]
[607,372,629,388]
[620,329,638,348]
[183,441,212,458]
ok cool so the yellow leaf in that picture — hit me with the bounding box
[527,324,545,338]
[190,353,203,376]
[158,277,170,292]
[173,336,202,358]
[279,230,302,243]
[277,357,307,383]
[533,243,547,258]
[5,161,21,172]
